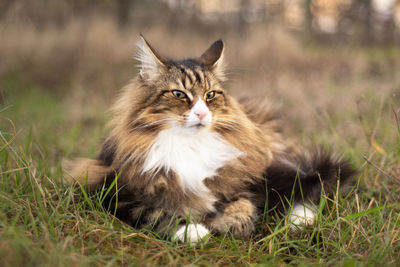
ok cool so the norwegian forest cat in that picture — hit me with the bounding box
[64,36,356,244]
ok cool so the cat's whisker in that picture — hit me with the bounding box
[214,118,240,125]
[215,119,240,125]
[130,120,165,130]
[214,121,244,133]
[214,116,241,125]
[130,118,173,132]
[128,113,165,122]
[215,116,240,123]
[66,37,356,244]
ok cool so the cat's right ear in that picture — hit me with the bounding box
[135,35,167,80]
[198,40,226,81]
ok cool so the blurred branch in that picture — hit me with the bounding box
[117,0,134,28]
[0,0,14,20]
[0,0,399,44]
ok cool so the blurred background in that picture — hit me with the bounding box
[0,0,399,166]
[0,3,399,264]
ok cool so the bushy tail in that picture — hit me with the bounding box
[62,158,115,192]
[257,149,357,211]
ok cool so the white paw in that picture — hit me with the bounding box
[173,223,209,245]
[288,203,316,231]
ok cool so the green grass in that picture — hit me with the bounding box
[1,51,400,266]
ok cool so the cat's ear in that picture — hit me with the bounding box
[198,40,226,81]
[135,35,167,80]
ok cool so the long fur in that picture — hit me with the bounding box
[251,149,357,213]
[64,38,356,240]
[142,126,242,196]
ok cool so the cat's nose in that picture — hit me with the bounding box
[195,110,208,120]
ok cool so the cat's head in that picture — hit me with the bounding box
[133,35,234,133]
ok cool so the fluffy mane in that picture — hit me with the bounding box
[64,37,356,241]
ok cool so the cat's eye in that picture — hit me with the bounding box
[172,90,187,99]
[205,91,216,100]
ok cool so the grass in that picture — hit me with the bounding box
[1,127,399,266]
[1,19,400,265]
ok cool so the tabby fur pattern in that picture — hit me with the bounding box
[64,36,356,243]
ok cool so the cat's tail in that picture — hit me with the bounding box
[258,149,357,211]
[62,158,115,192]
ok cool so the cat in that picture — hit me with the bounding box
[64,36,356,244]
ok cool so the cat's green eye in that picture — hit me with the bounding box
[205,91,216,100]
[172,90,187,99]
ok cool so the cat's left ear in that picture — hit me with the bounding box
[135,35,167,80]
[198,40,226,81]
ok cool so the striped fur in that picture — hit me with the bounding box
[64,37,356,241]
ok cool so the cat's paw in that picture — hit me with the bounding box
[288,203,316,231]
[230,217,255,238]
[209,198,256,238]
[173,223,210,245]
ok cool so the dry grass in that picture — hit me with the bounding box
[1,13,400,266]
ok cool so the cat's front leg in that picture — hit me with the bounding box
[141,209,210,244]
[207,198,256,238]
[158,216,210,245]
[173,223,210,244]
[287,202,316,231]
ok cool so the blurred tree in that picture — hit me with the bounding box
[361,0,373,44]
[305,0,314,35]
[117,0,134,28]
[0,0,399,44]
[0,0,13,20]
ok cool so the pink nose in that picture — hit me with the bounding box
[195,111,208,120]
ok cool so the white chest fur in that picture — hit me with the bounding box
[142,126,242,195]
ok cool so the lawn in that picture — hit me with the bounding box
[0,18,399,266]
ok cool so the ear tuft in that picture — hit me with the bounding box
[135,35,166,79]
[198,40,226,81]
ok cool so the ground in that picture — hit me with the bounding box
[0,20,399,266]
